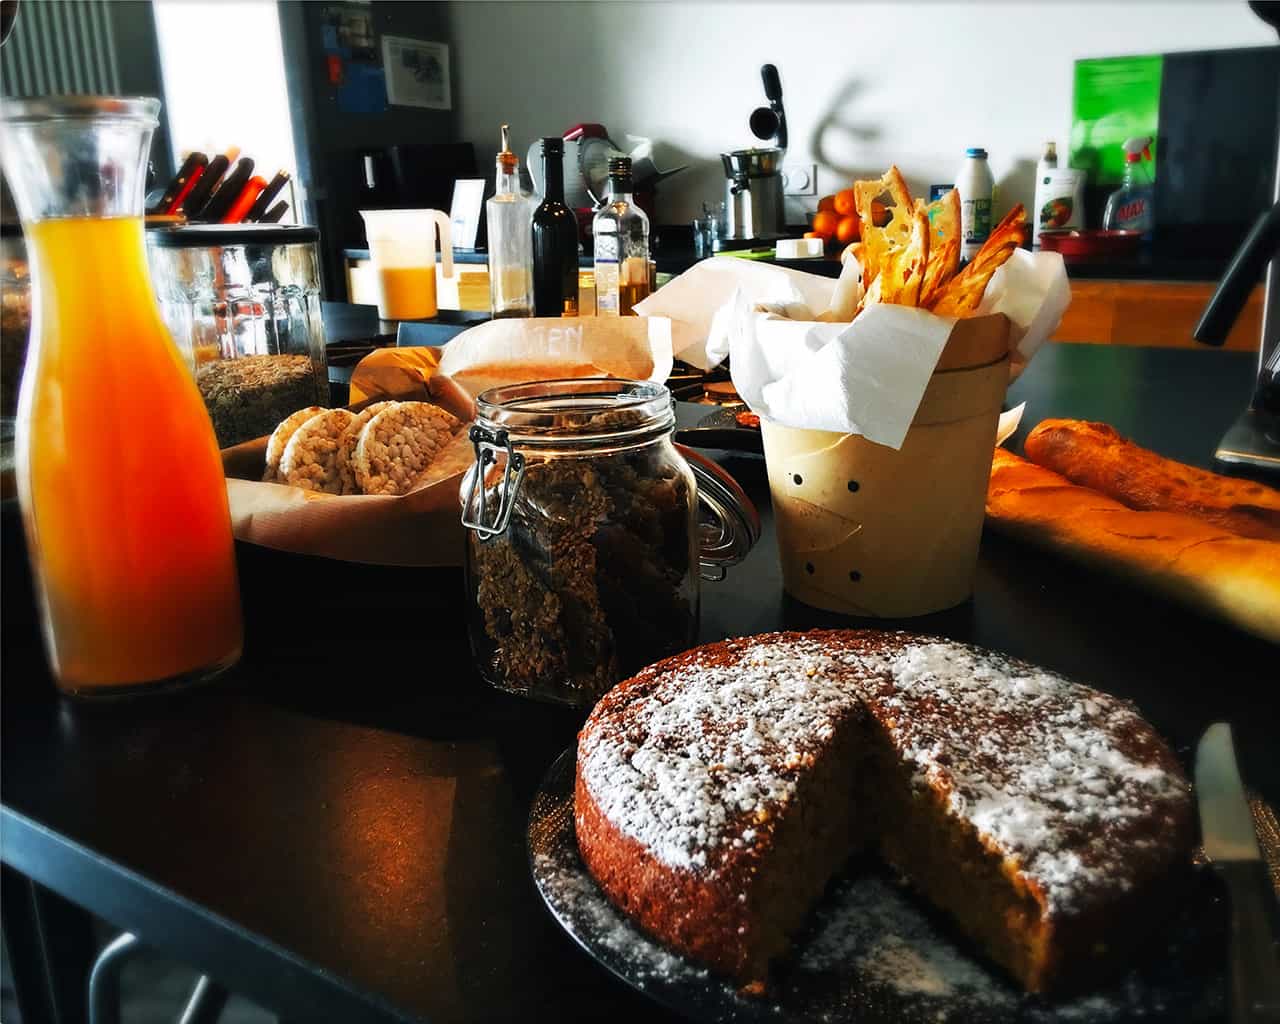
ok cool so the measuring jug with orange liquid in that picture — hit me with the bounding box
[360,208,454,320]
[0,97,242,697]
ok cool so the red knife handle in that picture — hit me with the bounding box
[222,176,267,223]
[155,152,208,214]
[165,163,205,215]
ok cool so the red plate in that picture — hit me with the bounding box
[1038,229,1142,261]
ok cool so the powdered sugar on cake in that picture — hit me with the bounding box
[579,639,864,870]
[578,631,1189,916]
[848,641,1188,915]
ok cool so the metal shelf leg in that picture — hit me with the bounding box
[178,975,229,1024]
[87,932,142,1024]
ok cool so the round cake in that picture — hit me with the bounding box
[574,630,1194,995]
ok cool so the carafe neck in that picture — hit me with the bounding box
[0,96,160,224]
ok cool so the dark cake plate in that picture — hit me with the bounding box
[529,748,1227,1024]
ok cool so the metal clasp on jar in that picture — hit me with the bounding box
[680,446,761,582]
[461,424,526,540]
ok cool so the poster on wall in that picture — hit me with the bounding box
[321,5,387,114]
[382,36,451,110]
[1070,55,1163,187]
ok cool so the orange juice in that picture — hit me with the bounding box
[375,265,437,319]
[19,216,242,693]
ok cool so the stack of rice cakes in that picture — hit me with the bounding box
[262,401,461,496]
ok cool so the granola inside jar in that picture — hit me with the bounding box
[147,224,328,447]
[460,379,757,707]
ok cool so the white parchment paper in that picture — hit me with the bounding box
[638,250,1069,450]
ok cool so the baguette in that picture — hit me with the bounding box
[987,448,1280,644]
[1023,419,1280,542]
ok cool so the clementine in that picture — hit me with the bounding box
[811,209,838,239]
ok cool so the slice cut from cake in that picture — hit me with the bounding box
[574,630,1194,995]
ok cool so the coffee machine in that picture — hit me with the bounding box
[1194,3,1280,476]
[719,64,788,247]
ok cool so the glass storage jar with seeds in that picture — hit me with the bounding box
[460,379,760,707]
[147,223,328,447]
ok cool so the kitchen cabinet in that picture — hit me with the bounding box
[1051,279,1263,350]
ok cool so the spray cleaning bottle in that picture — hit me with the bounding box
[1102,136,1154,238]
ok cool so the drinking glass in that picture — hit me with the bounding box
[694,202,723,258]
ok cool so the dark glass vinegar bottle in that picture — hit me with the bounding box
[532,137,579,317]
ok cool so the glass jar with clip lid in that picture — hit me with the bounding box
[460,378,759,707]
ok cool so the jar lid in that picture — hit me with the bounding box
[147,223,319,248]
[474,378,674,447]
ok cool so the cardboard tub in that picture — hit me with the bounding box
[761,314,1010,617]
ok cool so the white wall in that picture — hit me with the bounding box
[447,1,1275,224]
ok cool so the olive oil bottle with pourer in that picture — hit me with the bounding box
[486,124,534,318]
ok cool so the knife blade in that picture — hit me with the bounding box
[1195,723,1280,1023]
[1198,723,1265,863]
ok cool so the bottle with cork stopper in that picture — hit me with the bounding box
[486,124,535,318]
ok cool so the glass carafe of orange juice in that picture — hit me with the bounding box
[0,97,242,697]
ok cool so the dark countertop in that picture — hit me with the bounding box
[2,344,1273,1023]
[323,301,488,347]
